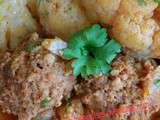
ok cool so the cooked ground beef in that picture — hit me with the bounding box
[75,53,160,120]
[0,33,75,120]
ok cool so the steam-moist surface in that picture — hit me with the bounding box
[0,0,36,52]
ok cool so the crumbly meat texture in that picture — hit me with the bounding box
[0,33,75,120]
[75,54,160,120]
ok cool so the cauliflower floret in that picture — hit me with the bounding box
[112,14,159,56]
[111,0,160,58]
[0,0,37,52]
[118,0,158,17]
[0,33,75,120]
[80,0,121,25]
[36,0,90,39]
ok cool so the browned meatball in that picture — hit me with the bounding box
[0,33,75,120]
[75,53,160,120]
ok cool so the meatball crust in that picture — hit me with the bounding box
[0,33,75,120]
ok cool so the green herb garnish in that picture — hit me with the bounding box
[138,0,160,5]
[34,114,43,120]
[40,98,50,108]
[65,96,70,112]
[137,0,146,5]
[154,79,160,88]
[154,0,160,4]
[25,42,34,53]
[63,24,121,77]
[41,10,49,17]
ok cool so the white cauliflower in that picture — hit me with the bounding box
[112,14,159,56]
[0,0,37,52]
[80,0,121,25]
[36,0,90,39]
[112,0,160,58]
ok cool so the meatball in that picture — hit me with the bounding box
[0,33,75,120]
[75,54,160,120]
[0,0,37,52]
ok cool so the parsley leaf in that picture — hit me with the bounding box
[25,42,34,53]
[154,0,160,4]
[91,39,121,64]
[63,48,88,60]
[138,0,160,5]
[68,24,107,48]
[63,24,121,77]
[154,79,160,88]
[65,96,70,112]
[137,0,146,5]
[40,98,50,108]
[72,56,111,77]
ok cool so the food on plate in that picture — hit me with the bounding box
[0,0,37,52]
[0,33,75,120]
[0,0,160,120]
